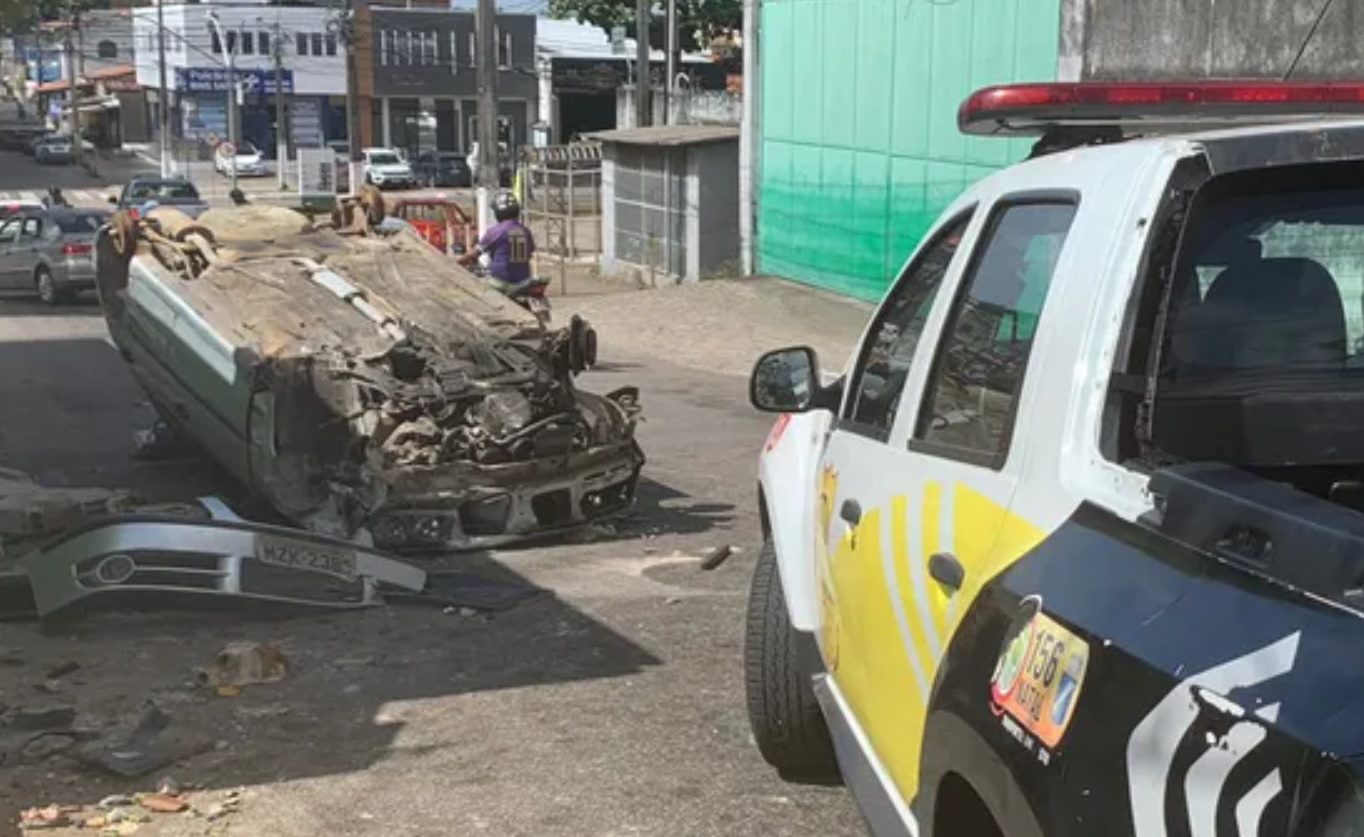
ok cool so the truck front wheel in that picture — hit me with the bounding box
[744,538,839,782]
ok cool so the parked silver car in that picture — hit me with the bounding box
[0,208,109,304]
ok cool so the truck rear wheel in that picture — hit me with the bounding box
[744,538,839,782]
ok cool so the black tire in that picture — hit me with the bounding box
[34,266,70,306]
[745,538,840,782]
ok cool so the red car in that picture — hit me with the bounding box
[391,199,475,255]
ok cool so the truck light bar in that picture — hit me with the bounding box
[959,82,1364,136]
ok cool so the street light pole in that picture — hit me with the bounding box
[476,0,498,229]
[272,16,287,190]
[156,0,170,176]
[635,0,650,127]
[207,11,238,193]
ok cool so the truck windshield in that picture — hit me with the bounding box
[1155,169,1364,468]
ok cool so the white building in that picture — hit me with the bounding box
[133,1,348,154]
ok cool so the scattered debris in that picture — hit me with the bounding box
[156,776,183,796]
[0,647,26,666]
[19,804,69,829]
[234,704,290,719]
[45,661,80,680]
[132,420,195,462]
[10,704,76,732]
[82,813,109,829]
[699,545,734,571]
[20,732,75,761]
[138,793,189,814]
[106,807,150,824]
[98,795,134,809]
[197,642,288,691]
[665,596,683,605]
[78,703,212,778]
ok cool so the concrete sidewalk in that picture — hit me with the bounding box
[557,275,874,380]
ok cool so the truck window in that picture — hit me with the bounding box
[914,200,1077,467]
[842,211,974,438]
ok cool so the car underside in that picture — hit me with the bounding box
[92,198,643,551]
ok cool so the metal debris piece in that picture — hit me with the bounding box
[380,571,546,613]
[20,512,427,620]
[699,545,734,571]
[77,703,210,778]
[196,642,288,691]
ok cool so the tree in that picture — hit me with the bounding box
[547,0,740,53]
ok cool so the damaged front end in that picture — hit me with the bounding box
[94,202,644,551]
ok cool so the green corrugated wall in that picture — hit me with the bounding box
[756,0,1062,300]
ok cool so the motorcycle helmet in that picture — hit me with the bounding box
[492,190,520,222]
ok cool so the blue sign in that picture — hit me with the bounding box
[175,67,294,95]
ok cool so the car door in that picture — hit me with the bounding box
[7,216,43,286]
[819,197,1080,815]
[0,218,23,288]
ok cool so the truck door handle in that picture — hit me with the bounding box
[840,499,862,526]
[928,552,965,592]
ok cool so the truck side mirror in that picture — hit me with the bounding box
[751,346,820,413]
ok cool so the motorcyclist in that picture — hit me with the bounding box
[458,191,536,294]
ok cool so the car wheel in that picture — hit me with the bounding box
[34,266,70,306]
[744,538,840,782]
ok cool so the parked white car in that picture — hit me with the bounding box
[214,141,269,178]
[362,147,415,190]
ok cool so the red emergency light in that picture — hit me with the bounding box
[959,81,1364,136]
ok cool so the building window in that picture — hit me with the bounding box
[467,32,476,66]
[380,29,389,66]
[325,33,337,56]
[495,26,512,68]
[226,31,237,54]
[212,30,222,54]
[449,30,457,74]
[311,33,323,56]
[96,40,116,59]
[296,32,307,55]
[259,30,270,55]
[240,31,254,55]
[424,31,436,65]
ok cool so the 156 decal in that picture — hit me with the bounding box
[990,596,1089,753]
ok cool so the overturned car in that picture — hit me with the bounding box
[93,196,643,551]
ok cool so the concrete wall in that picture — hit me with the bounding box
[1064,0,1364,80]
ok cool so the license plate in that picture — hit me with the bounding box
[255,535,358,582]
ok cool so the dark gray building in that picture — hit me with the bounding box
[368,8,536,156]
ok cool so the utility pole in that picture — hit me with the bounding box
[157,0,170,176]
[64,9,82,170]
[207,12,238,193]
[341,0,362,193]
[635,0,650,127]
[273,17,287,190]
[476,0,497,229]
[664,0,676,124]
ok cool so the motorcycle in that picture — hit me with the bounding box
[471,266,552,328]
[507,276,552,328]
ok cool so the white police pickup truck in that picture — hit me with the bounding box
[745,82,1364,837]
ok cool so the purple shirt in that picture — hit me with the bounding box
[479,220,535,284]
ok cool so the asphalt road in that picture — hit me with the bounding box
[0,284,867,835]
[0,148,155,205]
